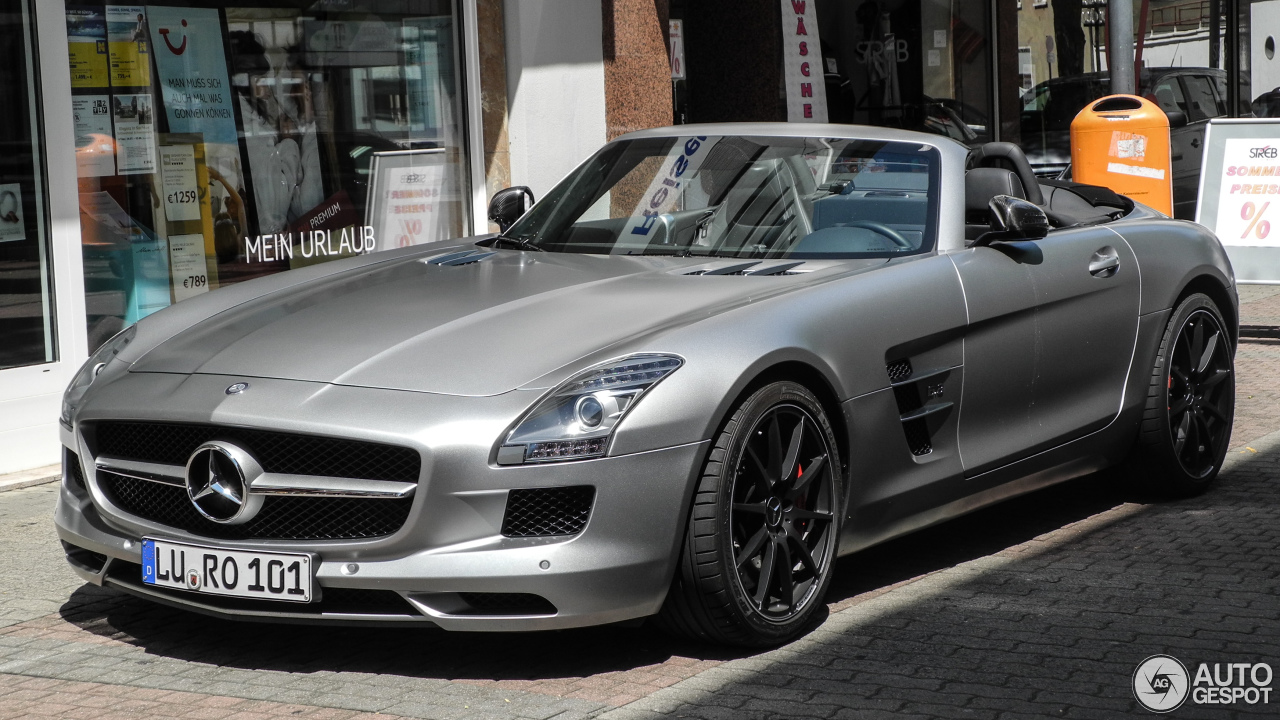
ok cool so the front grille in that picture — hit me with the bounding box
[457,592,557,615]
[99,472,412,541]
[105,561,418,616]
[92,421,420,482]
[501,486,595,537]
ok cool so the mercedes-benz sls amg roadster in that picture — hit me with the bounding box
[56,124,1237,646]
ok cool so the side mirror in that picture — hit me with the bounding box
[1165,109,1189,128]
[974,195,1050,246]
[488,186,535,232]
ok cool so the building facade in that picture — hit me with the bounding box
[0,0,1272,472]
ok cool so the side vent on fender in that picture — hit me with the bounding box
[885,359,952,457]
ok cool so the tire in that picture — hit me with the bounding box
[656,381,843,646]
[1133,293,1235,497]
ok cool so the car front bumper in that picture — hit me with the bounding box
[55,371,707,631]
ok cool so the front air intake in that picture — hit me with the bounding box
[501,486,595,537]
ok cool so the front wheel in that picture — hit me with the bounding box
[657,381,842,646]
[1133,293,1235,497]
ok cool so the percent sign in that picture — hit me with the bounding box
[1242,201,1272,240]
[397,219,423,248]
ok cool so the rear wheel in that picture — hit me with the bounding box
[1134,293,1235,497]
[657,381,842,646]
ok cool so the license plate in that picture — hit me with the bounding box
[141,538,313,603]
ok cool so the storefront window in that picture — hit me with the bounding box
[815,0,994,146]
[67,0,471,350]
[1244,0,1280,117]
[0,0,55,370]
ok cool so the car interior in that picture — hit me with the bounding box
[963,141,1131,242]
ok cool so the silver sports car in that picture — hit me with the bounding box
[56,124,1237,646]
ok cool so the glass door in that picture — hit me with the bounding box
[0,0,54,372]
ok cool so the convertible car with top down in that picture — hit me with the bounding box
[55,124,1237,646]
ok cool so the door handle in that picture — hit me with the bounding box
[1191,138,1201,149]
[1089,247,1120,278]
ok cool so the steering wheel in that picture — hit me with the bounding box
[844,220,913,249]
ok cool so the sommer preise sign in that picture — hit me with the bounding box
[780,0,828,123]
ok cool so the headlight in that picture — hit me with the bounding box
[60,325,136,427]
[498,354,683,464]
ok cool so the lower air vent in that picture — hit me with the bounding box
[65,448,86,490]
[501,486,595,537]
[902,418,933,456]
[457,592,557,616]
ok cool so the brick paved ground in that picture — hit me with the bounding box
[1,288,1277,719]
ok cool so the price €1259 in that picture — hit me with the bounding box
[167,190,197,205]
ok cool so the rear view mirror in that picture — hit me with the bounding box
[974,195,1050,246]
[488,186,535,232]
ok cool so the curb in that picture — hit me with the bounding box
[0,464,61,493]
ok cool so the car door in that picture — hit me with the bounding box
[949,226,1141,478]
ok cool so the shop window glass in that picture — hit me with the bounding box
[0,0,55,370]
[1246,0,1280,117]
[66,1,471,350]
[1183,74,1222,121]
[812,0,993,146]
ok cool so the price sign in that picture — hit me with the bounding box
[159,144,201,222]
[168,233,209,302]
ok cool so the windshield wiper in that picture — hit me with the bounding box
[488,234,543,252]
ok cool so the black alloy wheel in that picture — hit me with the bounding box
[729,404,837,621]
[657,381,842,646]
[1167,308,1234,478]
[1135,293,1235,496]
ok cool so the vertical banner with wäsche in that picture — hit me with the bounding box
[780,0,828,122]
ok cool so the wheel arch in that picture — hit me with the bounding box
[721,359,852,480]
[1175,274,1238,348]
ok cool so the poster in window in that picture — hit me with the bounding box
[106,6,151,87]
[0,184,25,243]
[67,7,109,89]
[114,93,157,174]
[148,7,236,144]
[229,21,324,236]
[73,96,116,178]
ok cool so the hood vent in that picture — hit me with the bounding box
[684,261,805,277]
[423,249,497,266]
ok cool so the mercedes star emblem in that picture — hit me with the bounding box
[184,441,265,524]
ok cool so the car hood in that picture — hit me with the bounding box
[131,247,885,396]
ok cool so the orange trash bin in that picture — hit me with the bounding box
[1070,95,1174,216]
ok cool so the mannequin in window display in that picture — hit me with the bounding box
[228,31,323,241]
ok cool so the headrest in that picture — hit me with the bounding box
[966,168,1025,214]
[967,142,1044,205]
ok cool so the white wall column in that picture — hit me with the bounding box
[502,0,607,199]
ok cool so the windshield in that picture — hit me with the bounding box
[501,136,940,259]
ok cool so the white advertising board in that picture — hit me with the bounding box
[1196,119,1280,284]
